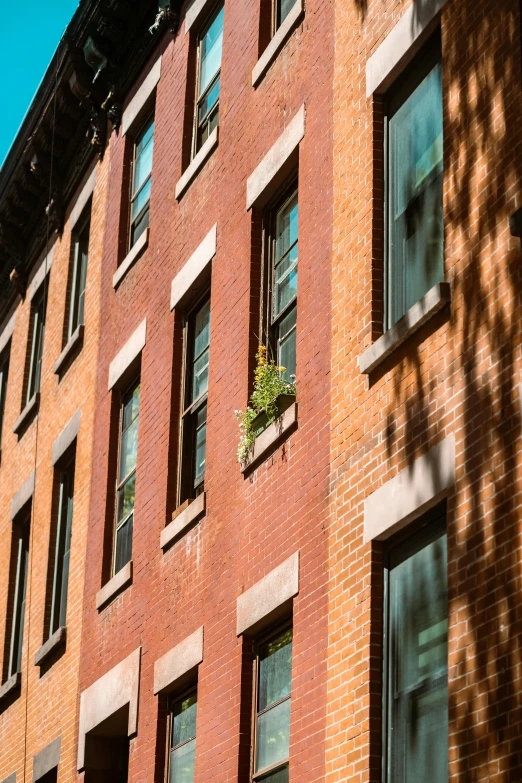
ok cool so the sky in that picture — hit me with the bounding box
[0,0,80,168]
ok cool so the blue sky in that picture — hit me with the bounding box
[0,0,80,168]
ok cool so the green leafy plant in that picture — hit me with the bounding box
[235,345,296,463]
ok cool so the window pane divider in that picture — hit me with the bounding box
[117,465,137,493]
[270,295,297,329]
[256,691,291,718]
[182,390,208,419]
[253,759,289,780]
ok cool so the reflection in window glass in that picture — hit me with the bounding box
[271,190,298,381]
[194,5,224,153]
[114,380,140,574]
[26,289,46,404]
[8,513,30,678]
[275,0,297,31]
[50,462,75,635]
[68,208,91,340]
[130,115,155,249]
[170,691,197,783]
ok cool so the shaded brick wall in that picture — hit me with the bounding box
[327,1,522,782]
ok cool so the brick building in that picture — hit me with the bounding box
[1,0,522,781]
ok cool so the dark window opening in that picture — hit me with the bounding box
[168,688,198,783]
[68,206,91,340]
[6,510,31,679]
[114,378,140,575]
[0,344,11,450]
[26,288,47,404]
[49,456,75,635]
[130,113,155,249]
[193,5,224,155]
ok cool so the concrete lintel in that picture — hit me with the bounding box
[237,552,299,636]
[161,493,206,550]
[113,229,149,288]
[175,127,218,200]
[34,626,67,667]
[78,647,141,770]
[11,470,36,520]
[52,408,81,466]
[170,226,217,311]
[252,0,304,87]
[29,247,54,301]
[13,393,39,437]
[241,403,297,473]
[108,319,147,390]
[96,561,133,611]
[185,0,215,33]
[154,627,204,695]
[246,106,305,210]
[32,736,61,781]
[359,282,451,374]
[1,774,16,783]
[366,0,445,96]
[69,166,97,231]
[364,433,455,542]
[122,57,162,136]
[0,309,16,356]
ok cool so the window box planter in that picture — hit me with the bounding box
[250,393,296,439]
[241,397,297,473]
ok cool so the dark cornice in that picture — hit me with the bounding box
[0,0,181,325]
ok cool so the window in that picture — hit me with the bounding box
[179,295,210,504]
[26,288,46,404]
[253,625,292,783]
[49,458,75,635]
[193,4,224,155]
[114,378,140,575]
[130,113,155,249]
[0,345,10,448]
[383,513,448,783]
[168,689,198,783]
[273,0,297,32]
[265,186,298,382]
[385,41,443,328]
[7,512,30,679]
[68,206,91,339]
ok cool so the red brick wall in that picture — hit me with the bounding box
[327,1,522,782]
[78,0,334,781]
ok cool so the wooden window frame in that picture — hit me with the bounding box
[165,685,198,783]
[129,110,155,251]
[192,3,224,158]
[178,291,210,506]
[113,375,140,575]
[67,205,91,341]
[383,34,443,331]
[49,455,75,635]
[26,287,46,404]
[382,506,447,783]
[251,621,293,783]
[261,178,298,376]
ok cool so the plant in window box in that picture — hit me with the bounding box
[235,346,296,464]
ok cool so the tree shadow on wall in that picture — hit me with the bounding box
[356,0,522,780]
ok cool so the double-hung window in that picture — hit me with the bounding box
[49,459,75,635]
[169,689,198,783]
[179,296,210,503]
[130,113,155,249]
[0,345,10,449]
[68,207,91,339]
[383,512,448,783]
[253,625,293,783]
[385,41,443,328]
[194,4,224,155]
[114,379,140,574]
[26,288,46,404]
[7,511,30,679]
[266,186,298,381]
[273,0,297,32]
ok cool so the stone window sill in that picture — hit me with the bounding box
[175,127,219,200]
[13,392,40,436]
[161,493,206,551]
[252,0,304,87]
[113,228,149,289]
[358,282,451,375]
[241,402,298,473]
[54,324,84,376]
[0,672,21,704]
[96,560,133,611]
[34,626,66,667]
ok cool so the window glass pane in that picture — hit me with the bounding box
[172,693,198,747]
[123,384,140,429]
[256,698,291,773]
[275,195,298,262]
[260,767,289,783]
[388,61,443,326]
[276,0,297,28]
[131,178,152,223]
[192,300,211,401]
[388,528,448,783]
[199,6,224,95]
[274,245,298,318]
[27,295,45,402]
[136,118,154,157]
[120,417,139,480]
[9,527,29,677]
[133,135,154,195]
[170,738,196,783]
[198,75,220,127]
[115,513,133,574]
[259,628,293,711]
[118,473,136,523]
[192,347,209,401]
[194,405,207,484]
[130,206,150,247]
[277,308,296,381]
